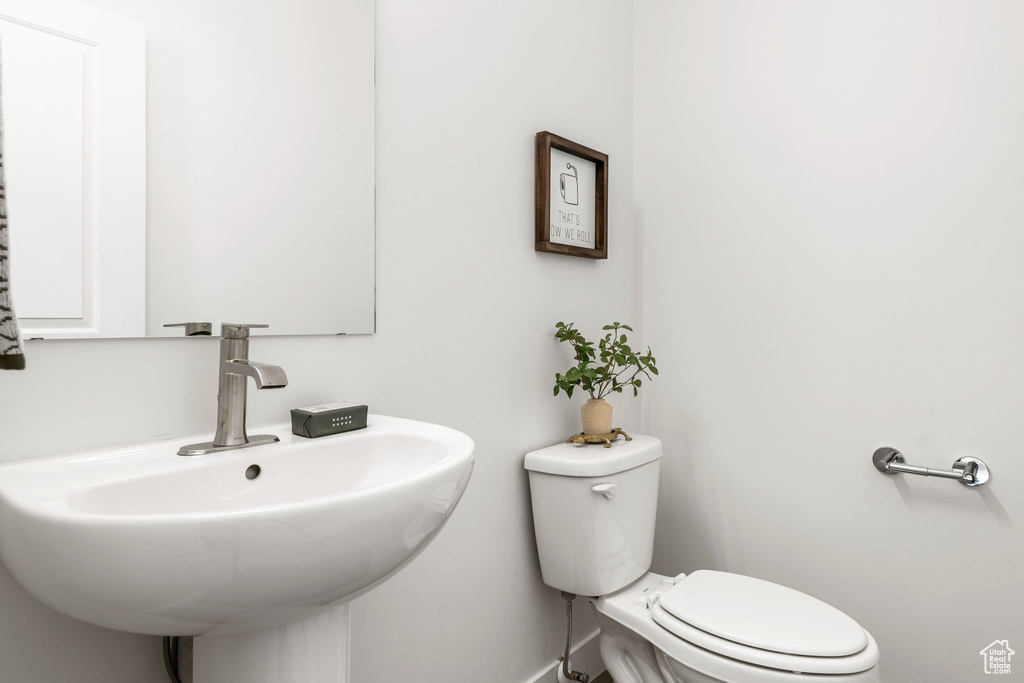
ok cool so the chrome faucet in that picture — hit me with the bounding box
[178,323,288,456]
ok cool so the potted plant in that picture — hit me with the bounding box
[553,321,658,435]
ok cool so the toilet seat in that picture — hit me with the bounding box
[650,571,878,675]
[594,572,881,681]
[651,603,878,675]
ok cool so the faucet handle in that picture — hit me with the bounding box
[164,322,213,336]
[221,323,270,339]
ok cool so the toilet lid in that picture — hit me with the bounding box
[656,570,868,658]
[650,603,879,676]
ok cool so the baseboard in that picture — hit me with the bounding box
[526,628,604,683]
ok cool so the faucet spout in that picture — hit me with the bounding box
[177,323,288,455]
[223,360,288,389]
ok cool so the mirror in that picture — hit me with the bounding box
[0,0,374,338]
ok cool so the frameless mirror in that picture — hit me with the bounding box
[0,0,374,339]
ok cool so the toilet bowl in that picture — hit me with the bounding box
[525,435,880,683]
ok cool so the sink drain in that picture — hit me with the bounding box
[245,464,261,480]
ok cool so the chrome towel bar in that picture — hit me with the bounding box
[872,447,990,487]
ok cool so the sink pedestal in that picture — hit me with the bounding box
[194,605,350,683]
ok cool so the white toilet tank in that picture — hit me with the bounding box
[525,435,662,597]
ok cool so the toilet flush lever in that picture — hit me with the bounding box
[592,484,616,499]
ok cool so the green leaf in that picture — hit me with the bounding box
[553,322,656,402]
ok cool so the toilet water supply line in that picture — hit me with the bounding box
[559,591,590,683]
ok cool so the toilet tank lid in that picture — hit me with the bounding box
[524,434,662,476]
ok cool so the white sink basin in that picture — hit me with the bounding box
[0,415,475,636]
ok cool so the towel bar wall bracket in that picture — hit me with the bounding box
[872,447,990,487]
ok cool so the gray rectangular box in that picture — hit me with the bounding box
[291,402,368,438]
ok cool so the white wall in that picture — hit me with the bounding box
[0,1,635,682]
[352,1,635,680]
[635,2,1023,681]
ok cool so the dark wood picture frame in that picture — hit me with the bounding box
[535,131,608,259]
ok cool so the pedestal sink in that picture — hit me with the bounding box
[0,415,475,682]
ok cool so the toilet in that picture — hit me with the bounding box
[525,435,880,683]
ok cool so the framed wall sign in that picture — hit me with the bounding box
[535,131,608,259]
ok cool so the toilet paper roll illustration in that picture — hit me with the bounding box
[559,163,579,206]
